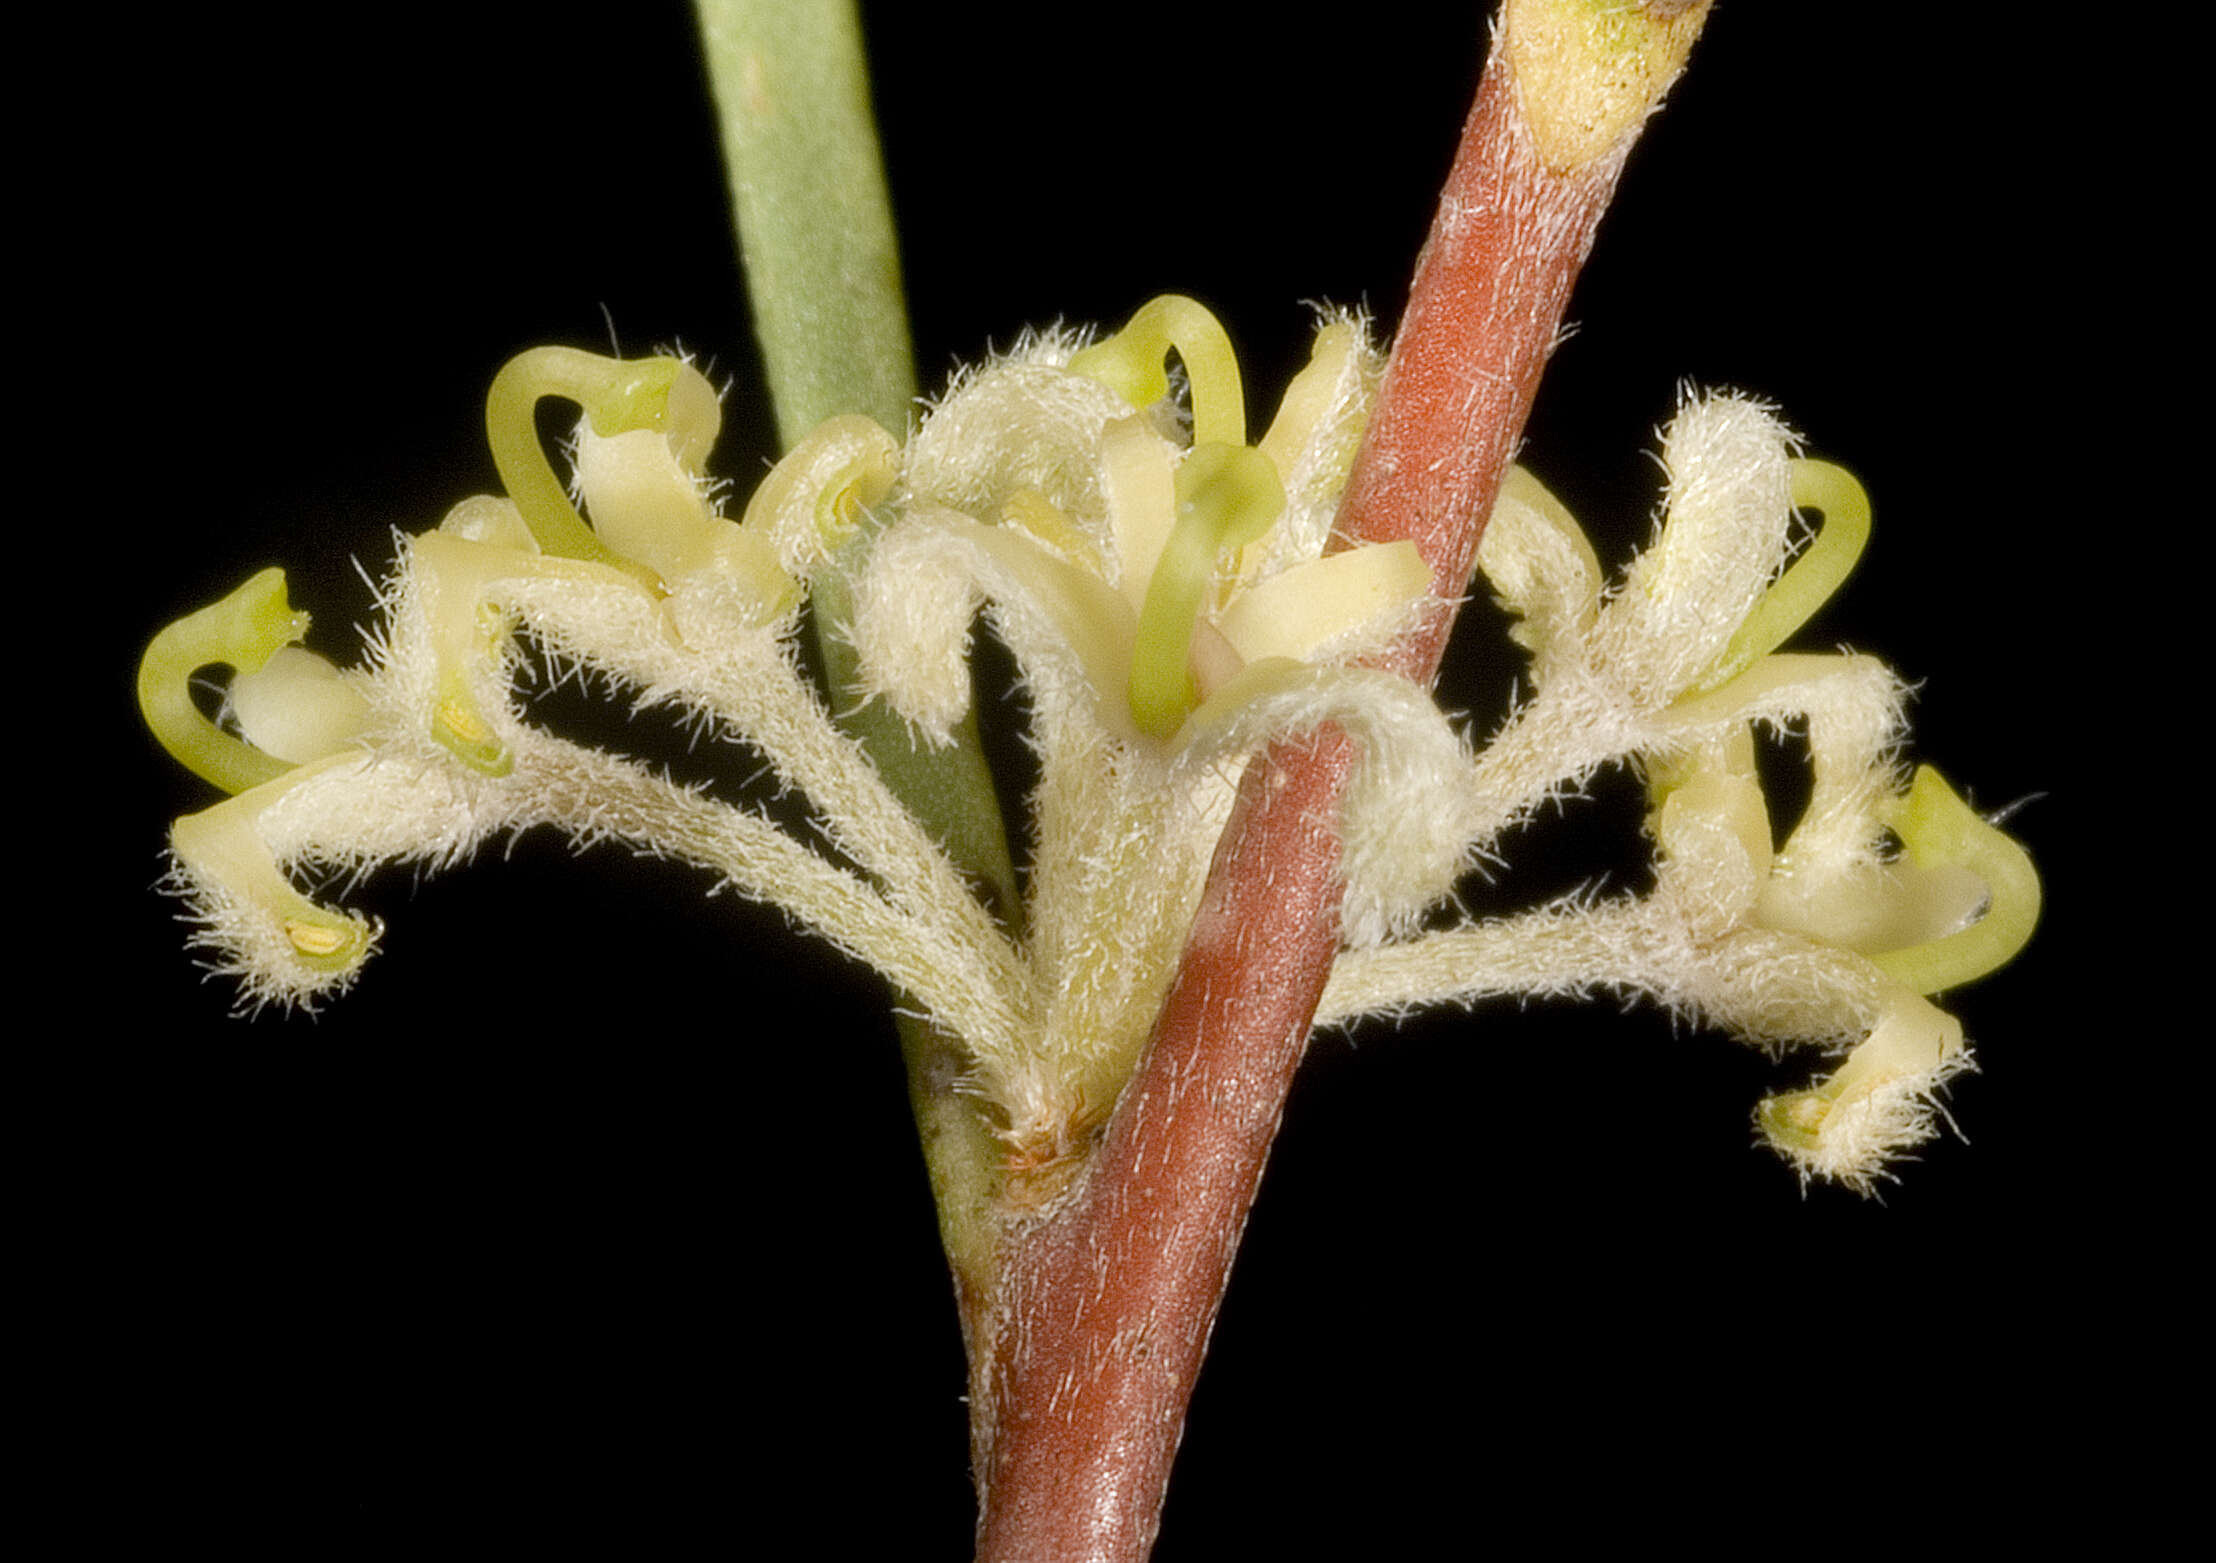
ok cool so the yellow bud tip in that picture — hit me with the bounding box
[437,696,488,744]
[734,413,896,599]
[1505,0,1711,174]
[816,445,897,550]
[431,679,513,777]
[1755,993,1970,1193]
[1758,1088,1830,1150]
[284,919,355,959]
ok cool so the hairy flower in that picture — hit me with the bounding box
[1318,398,2039,1188]
[845,298,1481,1159]
[141,308,2036,1190]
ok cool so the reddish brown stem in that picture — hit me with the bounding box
[971,732,1353,1560]
[971,35,1664,1562]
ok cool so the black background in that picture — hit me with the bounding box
[68,4,2110,1554]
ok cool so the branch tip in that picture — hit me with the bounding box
[1504,0,1712,173]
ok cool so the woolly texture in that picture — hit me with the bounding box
[146,322,2034,1191]
[846,314,1447,1157]
[1313,391,2033,1188]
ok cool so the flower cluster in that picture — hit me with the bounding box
[140,297,2035,1190]
[1315,397,2039,1188]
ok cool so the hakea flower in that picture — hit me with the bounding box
[140,345,1018,1034]
[1316,394,2040,1189]
[846,297,1466,1164]
[141,302,2037,1191]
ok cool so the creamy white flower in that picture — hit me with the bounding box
[143,326,2036,1192]
[1320,396,2038,1189]
[846,298,1461,1154]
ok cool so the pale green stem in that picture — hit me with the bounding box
[693,0,1015,923]
[695,0,912,439]
[695,0,1014,1280]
